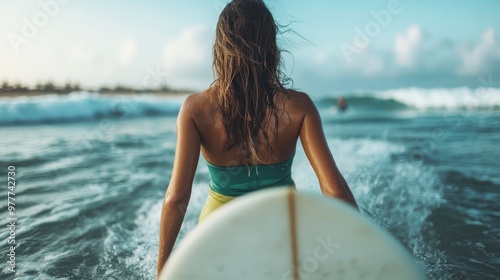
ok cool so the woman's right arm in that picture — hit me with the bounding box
[157,95,201,277]
[298,93,359,210]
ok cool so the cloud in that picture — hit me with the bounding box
[119,39,137,66]
[163,25,214,89]
[394,25,423,68]
[63,43,128,88]
[302,25,500,91]
[458,27,500,75]
[68,44,95,64]
[310,44,387,80]
[0,40,21,81]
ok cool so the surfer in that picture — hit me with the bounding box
[337,97,348,112]
[157,0,358,276]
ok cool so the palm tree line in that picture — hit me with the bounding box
[0,80,190,94]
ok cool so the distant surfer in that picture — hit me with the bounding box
[337,97,348,112]
[157,0,359,277]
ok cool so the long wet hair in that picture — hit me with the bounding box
[212,0,289,165]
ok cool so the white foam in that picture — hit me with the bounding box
[294,137,448,278]
[377,87,500,109]
[292,138,406,193]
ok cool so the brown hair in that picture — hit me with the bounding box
[212,0,289,165]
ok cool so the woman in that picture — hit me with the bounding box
[157,0,358,276]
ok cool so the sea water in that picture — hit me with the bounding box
[0,89,499,279]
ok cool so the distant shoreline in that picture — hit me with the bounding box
[0,90,194,99]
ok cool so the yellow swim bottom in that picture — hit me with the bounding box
[198,183,296,223]
[198,188,236,223]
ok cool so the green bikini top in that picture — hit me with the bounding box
[205,153,295,197]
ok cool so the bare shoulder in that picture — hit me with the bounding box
[177,89,217,131]
[180,91,204,109]
[179,90,213,116]
[283,89,318,115]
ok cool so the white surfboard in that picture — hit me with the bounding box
[159,188,425,280]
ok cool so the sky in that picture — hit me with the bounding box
[1,0,500,94]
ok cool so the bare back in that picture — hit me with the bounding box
[158,86,358,275]
[189,89,308,166]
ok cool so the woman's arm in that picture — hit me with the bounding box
[157,95,201,277]
[298,93,359,210]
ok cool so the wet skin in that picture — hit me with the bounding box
[156,89,359,277]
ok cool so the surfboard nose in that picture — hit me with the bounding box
[159,188,426,280]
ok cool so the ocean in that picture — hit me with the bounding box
[0,88,499,279]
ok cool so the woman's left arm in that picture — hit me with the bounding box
[157,95,201,278]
